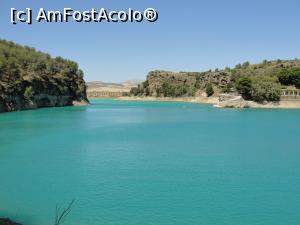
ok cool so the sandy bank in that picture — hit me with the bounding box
[117,96,219,104]
[117,96,300,109]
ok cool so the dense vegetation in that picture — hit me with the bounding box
[205,83,214,97]
[235,76,281,102]
[0,40,88,112]
[131,59,300,103]
[130,71,203,98]
[277,68,300,88]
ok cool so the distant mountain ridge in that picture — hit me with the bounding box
[86,80,141,98]
[87,80,142,88]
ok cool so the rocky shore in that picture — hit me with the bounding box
[0,94,89,113]
[118,96,219,105]
[217,99,300,109]
[117,96,300,109]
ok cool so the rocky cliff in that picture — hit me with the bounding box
[0,40,89,113]
[131,70,231,97]
[146,70,230,93]
[131,59,300,99]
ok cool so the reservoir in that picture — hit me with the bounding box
[0,99,300,225]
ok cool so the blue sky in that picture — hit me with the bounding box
[1,0,300,82]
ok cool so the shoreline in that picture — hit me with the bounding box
[116,96,300,109]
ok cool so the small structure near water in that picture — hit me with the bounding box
[219,92,241,102]
[219,88,300,103]
[280,88,300,101]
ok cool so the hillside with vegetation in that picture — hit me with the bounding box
[0,40,88,112]
[131,59,300,103]
[86,80,141,98]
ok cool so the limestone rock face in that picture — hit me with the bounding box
[0,94,89,113]
[143,70,231,97]
[146,71,197,91]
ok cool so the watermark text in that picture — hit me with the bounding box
[10,8,158,25]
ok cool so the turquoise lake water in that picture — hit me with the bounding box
[0,99,300,225]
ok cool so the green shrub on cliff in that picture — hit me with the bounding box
[162,82,175,97]
[130,87,140,96]
[205,83,214,97]
[24,86,34,101]
[159,82,193,97]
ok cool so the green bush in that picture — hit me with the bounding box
[130,87,140,96]
[221,83,234,93]
[205,83,214,97]
[235,77,253,100]
[156,88,161,97]
[242,61,250,68]
[24,86,34,101]
[251,77,281,102]
[235,64,242,69]
[277,68,300,88]
[162,83,175,97]
[145,87,150,96]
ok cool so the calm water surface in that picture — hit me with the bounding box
[0,99,300,225]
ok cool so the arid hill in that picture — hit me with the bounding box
[87,80,141,98]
